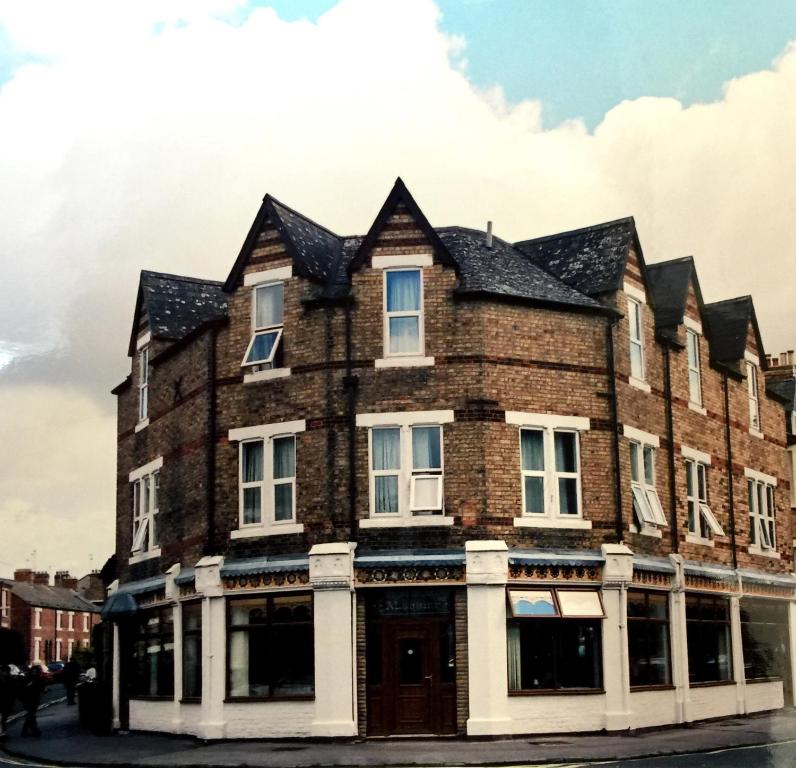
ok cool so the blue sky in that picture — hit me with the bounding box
[257,0,796,128]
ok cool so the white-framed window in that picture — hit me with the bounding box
[629,441,667,530]
[686,328,702,406]
[242,281,284,370]
[0,588,7,619]
[384,268,424,358]
[56,610,63,630]
[83,612,90,632]
[129,456,163,557]
[34,607,42,629]
[507,412,591,529]
[228,420,306,537]
[357,411,454,527]
[68,611,74,631]
[138,344,149,422]
[67,639,74,658]
[55,638,62,661]
[684,455,724,542]
[628,297,645,381]
[746,469,777,553]
[33,637,41,663]
[747,360,760,432]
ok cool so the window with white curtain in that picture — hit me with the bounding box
[239,434,297,528]
[384,268,423,357]
[627,297,645,381]
[242,282,284,369]
[138,345,149,422]
[629,441,667,530]
[747,361,760,432]
[686,329,702,406]
[519,427,582,518]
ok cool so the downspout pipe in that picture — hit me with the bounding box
[343,299,359,543]
[662,344,679,553]
[606,317,624,543]
[722,370,738,570]
[204,325,218,555]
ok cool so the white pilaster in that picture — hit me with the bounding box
[195,555,225,739]
[669,555,691,723]
[730,595,746,714]
[309,542,358,737]
[107,579,121,730]
[601,543,633,731]
[465,540,511,736]
[788,601,796,707]
[165,564,183,731]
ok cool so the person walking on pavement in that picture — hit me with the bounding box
[0,664,16,738]
[20,665,44,737]
[63,657,80,706]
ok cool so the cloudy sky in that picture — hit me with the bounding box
[1,0,795,580]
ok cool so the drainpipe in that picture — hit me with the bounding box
[343,300,359,543]
[606,317,624,543]
[722,371,738,570]
[204,326,218,555]
[662,345,679,553]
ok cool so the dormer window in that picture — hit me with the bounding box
[243,282,284,369]
[686,329,702,406]
[138,345,149,422]
[628,297,645,381]
[384,268,423,357]
[747,359,760,433]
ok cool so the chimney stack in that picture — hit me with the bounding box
[486,221,493,249]
[55,571,78,591]
[33,571,50,585]
[14,569,34,583]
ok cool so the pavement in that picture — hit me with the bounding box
[4,702,796,767]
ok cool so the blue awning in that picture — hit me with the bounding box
[116,575,166,596]
[633,555,676,574]
[683,561,736,581]
[355,549,465,568]
[100,591,138,620]
[221,555,309,578]
[508,549,604,567]
[174,567,195,586]
[738,569,796,588]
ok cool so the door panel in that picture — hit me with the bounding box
[394,629,432,733]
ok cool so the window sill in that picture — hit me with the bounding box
[688,402,707,416]
[684,533,714,547]
[748,546,780,559]
[129,547,161,564]
[359,516,454,528]
[134,418,149,433]
[230,523,304,539]
[508,688,605,697]
[375,355,434,369]
[629,523,663,538]
[224,695,315,703]
[749,428,765,440]
[180,698,201,704]
[630,684,675,692]
[745,677,782,685]
[130,695,174,701]
[243,367,291,384]
[689,680,736,689]
[513,516,592,530]
[629,376,651,394]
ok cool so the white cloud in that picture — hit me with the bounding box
[0,0,794,576]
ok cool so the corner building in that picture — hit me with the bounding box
[107,179,796,738]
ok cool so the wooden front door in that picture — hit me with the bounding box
[366,617,456,736]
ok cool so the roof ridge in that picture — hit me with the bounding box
[515,216,635,248]
[141,270,224,287]
[646,255,695,269]
[267,195,342,241]
[705,295,752,308]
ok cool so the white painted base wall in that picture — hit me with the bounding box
[629,689,678,730]
[507,694,607,734]
[745,681,784,713]
[129,699,175,732]
[224,701,315,739]
[689,684,739,721]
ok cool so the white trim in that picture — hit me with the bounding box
[383,267,425,360]
[629,376,651,393]
[683,316,703,334]
[688,402,707,416]
[136,331,151,351]
[623,281,647,303]
[513,516,592,530]
[372,253,433,269]
[505,411,590,431]
[134,418,150,433]
[629,522,663,538]
[685,533,714,547]
[748,545,781,560]
[230,523,304,539]
[129,455,164,482]
[356,410,454,428]
[681,445,712,465]
[359,516,454,529]
[129,547,161,565]
[229,419,307,442]
[749,428,765,440]
[244,265,292,286]
[744,467,778,486]
[375,355,435,369]
[744,350,761,366]
[243,367,291,384]
[622,424,660,447]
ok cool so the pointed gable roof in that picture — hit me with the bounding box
[127,271,228,356]
[347,177,456,273]
[223,195,343,291]
[514,217,642,297]
[703,296,766,368]
[646,256,705,330]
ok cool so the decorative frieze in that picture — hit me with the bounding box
[508,563,601,582]
[222,570,310,591]
[356,565,464,585]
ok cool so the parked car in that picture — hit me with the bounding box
[44,661,64,682]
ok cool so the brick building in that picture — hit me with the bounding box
[106,179,795,738]
[0,570,100,665]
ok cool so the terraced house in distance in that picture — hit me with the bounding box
[104,178,796,739]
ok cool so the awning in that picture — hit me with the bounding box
[738,569,796,589]
[221,555,309,578]
[682,561,737,582]
[100,591,138,620]
[633,555,676,574]
[116,575,166,596]
[508,549,604,567]
[174,568,195,586]
[355,550,465,568]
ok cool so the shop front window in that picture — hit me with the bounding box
[182,602,202,700]
[627,590,671,687]
[131,607,174,698]
[686,594,732,684]
[741,599,787,681]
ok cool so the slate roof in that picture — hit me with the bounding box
[0,580,100,613]
[767,378,795,413]
[437,227,603,311]
[702,296,763,365]
[646,258,694,329]
[514,217,639,297]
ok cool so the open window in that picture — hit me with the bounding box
[242,282,284,369]
[686,459,724,541]
[629,441,667,530]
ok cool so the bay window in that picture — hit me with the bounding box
[507,588,603,692]
[384,268,423,357]
[227,593,314,699]
[627,590,671,687]
[132,607,174,698]
[686,594,732,684]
